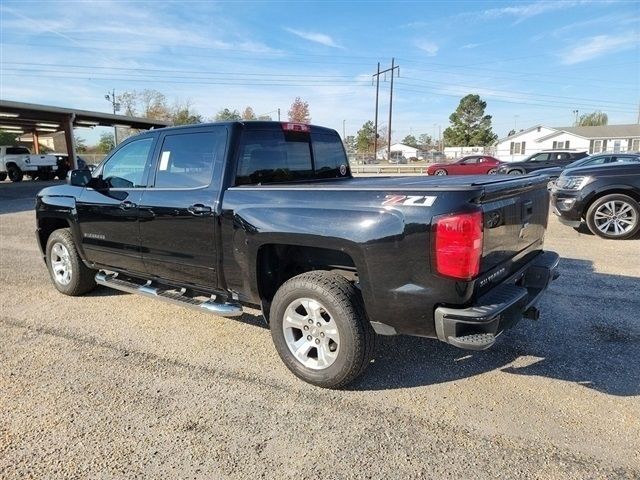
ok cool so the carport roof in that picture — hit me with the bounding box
[0,99,172,131]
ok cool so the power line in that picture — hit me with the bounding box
[3,61,357,78]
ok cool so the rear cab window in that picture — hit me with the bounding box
[235,125,350,185]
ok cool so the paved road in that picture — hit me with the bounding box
[1,181,639,478]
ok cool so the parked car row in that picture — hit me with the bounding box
[423,149,640,240]
[0,146,95,182]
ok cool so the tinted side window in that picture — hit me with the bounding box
[588,156,610,165]
[530,153,549,161]
[101,138,153,188]
[610,155,640,164]
[154,129,227,189]
[6,147,30,155]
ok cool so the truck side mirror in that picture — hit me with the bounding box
[68,169,92,187]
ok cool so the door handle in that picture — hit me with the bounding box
[187,204,212,216]
[119,200,136,210]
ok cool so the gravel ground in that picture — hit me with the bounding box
[1,180,639,479]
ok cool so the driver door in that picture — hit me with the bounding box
[76,136,155,274]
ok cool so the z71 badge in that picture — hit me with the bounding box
[382,195,437,207]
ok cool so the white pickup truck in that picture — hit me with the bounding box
[0,146,58,182]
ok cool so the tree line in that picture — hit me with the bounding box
[91,90,312,153]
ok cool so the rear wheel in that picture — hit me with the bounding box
[487,168,498,174]
[434,169,447,175]
[585,194,640,239]
[7,165,23,182]
[0,172,6,181]
[270,271,375,389]
[507,169,523,175]
[46,228,97,295]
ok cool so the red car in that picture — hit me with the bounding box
[426,155,502,175]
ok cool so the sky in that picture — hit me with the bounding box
[0,0,639,145]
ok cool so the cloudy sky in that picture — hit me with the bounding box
[1,0,638,144]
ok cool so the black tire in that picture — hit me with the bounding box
[0,172,6,181]
[507,169,523,175]
[46,228,97,296]
[487,168,498,174]
[56,168,69,180]
[585,194,640,240]
[270,271,375,389]
[434,168,447,175]
[7,165,23,182]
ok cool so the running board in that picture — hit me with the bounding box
[95,271,243,317]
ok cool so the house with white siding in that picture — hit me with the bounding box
[495,124,640,162]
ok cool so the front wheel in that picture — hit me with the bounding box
[434,169,447,176]
[270,271,375,389]
[507,169,523,175]
[585,194,640,239]
[46,228,97,295]
[7,165,23,182]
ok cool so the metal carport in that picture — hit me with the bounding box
[0,100,171,168]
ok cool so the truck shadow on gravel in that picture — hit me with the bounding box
[352,257,640,396]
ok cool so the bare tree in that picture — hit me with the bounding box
[288,97,311,123]
[241,106,257,121]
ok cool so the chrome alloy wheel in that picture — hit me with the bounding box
[51,242,73,285]
[282,298,340,370]
[593,200,638,236]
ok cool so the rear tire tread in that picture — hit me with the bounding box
[270,271,375,389]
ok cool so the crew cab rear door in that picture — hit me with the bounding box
[138,125,228,289]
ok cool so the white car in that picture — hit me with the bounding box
[0,146,58,182]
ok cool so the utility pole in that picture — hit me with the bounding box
[372,59,399,160]
[342,119,346,139]
[278,108,281,121]
[104,89,120,145]
[573,109,579,126]
[373,62,380,157]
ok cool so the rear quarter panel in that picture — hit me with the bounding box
[220,185,484,337]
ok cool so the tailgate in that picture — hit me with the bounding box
[29,155,57,167]
[479,175,549,278]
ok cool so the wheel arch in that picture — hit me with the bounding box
[256,243,361,322]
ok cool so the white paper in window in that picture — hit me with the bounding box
[159,151,171,171]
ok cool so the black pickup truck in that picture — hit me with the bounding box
[36,121,559,388]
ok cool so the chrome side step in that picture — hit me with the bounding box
[95,271,243,317]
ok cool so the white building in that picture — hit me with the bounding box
[376,142,420,160]
[443,146,488,159]
[495,124,640,162]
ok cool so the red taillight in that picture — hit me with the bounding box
[434,210,483,280]
[282,122,310,132]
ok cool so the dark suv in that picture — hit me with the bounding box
[498,150,589,175]
[551,161,640,239]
